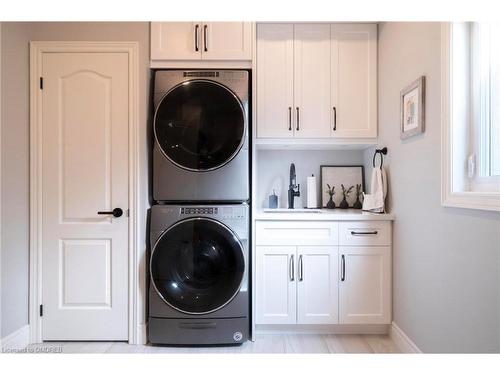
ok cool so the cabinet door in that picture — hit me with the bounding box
[256,24,294,138]
[297,246,339,324]
[201,22,252,60]
[256,246,296,324]
[339,246,391,324]
[331,24,377,138]
[293,24,331,138]
[151,22,202,60]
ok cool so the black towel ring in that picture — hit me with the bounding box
[372,147,388,169]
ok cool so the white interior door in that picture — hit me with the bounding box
[41,52,129,340]
[339,246,391,324]
[256,23,294,138]
[297,246,339,324]
[201,22,252,60]
[293,24,331,138]
[255,246,296,324]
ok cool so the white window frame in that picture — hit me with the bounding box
[441,22,500,211]
[470,23,500,191]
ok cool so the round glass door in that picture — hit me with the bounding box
[150,218,245,314]
[154,80,245,171]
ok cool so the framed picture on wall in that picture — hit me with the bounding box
[320,165,365,209]
[400,76,426,139]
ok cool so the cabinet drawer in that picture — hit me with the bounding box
[256,221,339,246]
[339,221,391,246]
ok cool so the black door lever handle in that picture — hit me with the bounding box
[97,208,123,218]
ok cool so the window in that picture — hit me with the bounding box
[471,23,500,183]
[441,22,500,211]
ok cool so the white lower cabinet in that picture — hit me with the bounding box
[297,246,339,324]
[256,246,296,324]
[339,246,391,324]
[256,245,338,325]
[255,220,392,327]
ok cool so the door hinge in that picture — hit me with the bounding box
[39,304,43,317]
[40,77,43,90]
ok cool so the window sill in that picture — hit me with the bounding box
[442,191,500,212]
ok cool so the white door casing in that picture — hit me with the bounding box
[293,24,331,138]
[297,246,339,324]
[255,246,296,324]
[30,42,140,343]
[256,24,294,138]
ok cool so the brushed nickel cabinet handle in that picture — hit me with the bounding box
[288,107,292,131]
[290,254,295,281]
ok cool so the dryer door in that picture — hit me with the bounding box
[154,80,245,172]
[150,218,245,314]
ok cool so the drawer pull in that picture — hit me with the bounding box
[350,230,378,236]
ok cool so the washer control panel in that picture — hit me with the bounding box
[181,207,218,215]
[179,206,246,219]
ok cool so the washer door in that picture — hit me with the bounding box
[154,80,245,172]
[150,218,245,314]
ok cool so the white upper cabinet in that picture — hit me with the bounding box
[297,246,339,324]
[151,22,202,60]
[202,22,252,60]
[256,24,294,138]
[331,24,377,138]
[256,23,377,143]
[151,22,252,61]
[339,246,391,324]
[293,24,332,138]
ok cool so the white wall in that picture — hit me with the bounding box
[1,22,33,338]
[367,22,500,353]
[0,22,151,339]
[257,150,365,209]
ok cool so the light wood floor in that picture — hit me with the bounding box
[28,334,402,354]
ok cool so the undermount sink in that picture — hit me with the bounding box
[263,208,323,213]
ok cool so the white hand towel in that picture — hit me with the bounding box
[362,167,387,213]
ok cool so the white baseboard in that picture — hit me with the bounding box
[389,322,422,353]
[1,325,30,351]
[256,324,390,335]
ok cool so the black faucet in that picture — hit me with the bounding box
[288,163,300,209]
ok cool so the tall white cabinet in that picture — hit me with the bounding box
[293,24,332,138]
[256,23,377,142]
[256,24,294,138]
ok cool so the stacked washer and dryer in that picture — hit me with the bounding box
[149,70,250,345]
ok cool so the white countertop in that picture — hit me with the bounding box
[254,208,395,221]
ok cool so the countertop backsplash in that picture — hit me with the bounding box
[257,149,366,209]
